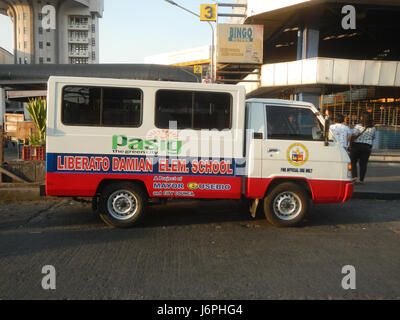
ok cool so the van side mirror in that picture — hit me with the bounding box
[324,118,330,146]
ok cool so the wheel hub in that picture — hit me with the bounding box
[108,191,138,220]
[273,192,302,220]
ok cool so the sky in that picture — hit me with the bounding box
[0,0,227,63]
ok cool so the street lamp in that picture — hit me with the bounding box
[163,0,215,82]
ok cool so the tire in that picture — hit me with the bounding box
[98,182,148,228]
[263,182,309,227]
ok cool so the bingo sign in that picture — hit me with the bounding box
[287,143,309,166]
[217,24,264,64]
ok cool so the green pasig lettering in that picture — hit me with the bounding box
[112,135,182,155]
[128,138,143,151]
[112,135,127,150]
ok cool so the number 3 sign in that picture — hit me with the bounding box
[200,4,217,21]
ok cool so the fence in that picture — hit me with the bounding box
[374,126,400,150]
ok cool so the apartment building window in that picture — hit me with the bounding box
[39,41,43,49]
[70,16,89,26]
[47,57,51,62]
[70,30,88,41]
[39,57,44,64]
[71,58,89,64]
[39,27,43,34]
[70,44,88,55]
[38,13,42,20]
[91,24,95,33]
[24,41,27,49]
[92,52,96,60]
[47,42,51,47]
[92,38,95,46]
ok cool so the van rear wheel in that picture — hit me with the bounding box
[98,182,147,228]
[263,182,309,227]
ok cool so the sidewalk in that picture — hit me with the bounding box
[352,162,400,200]
[353,149,400,199]
[369,149,400,164]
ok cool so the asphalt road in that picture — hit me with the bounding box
[0,197,399,300]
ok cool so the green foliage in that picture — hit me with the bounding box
[27,133,44,146]
[26,98,46,146]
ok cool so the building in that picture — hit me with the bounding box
[0,47,13,64]
[241,1,400,113]
[239,0,400,149]
[147,0,400,149]
[0,0,104,64]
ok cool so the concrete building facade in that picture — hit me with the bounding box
[0,0,104,64]
[239,0,400,149]
[147,0,400,148]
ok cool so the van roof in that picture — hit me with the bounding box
[246,98,316,108]
[48,76,246,92]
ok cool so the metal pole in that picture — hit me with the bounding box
[0,87,5,128]
[0,87,5,174]
[164,0,215,82]
[0,125,3,169]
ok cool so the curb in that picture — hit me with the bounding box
[0,186,42,201]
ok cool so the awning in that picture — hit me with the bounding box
[0,64,201,90]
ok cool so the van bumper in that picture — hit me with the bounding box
[342,182,354,203]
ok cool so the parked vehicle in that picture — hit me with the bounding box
[45,76,353,228]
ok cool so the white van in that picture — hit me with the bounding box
[46,76,354,228]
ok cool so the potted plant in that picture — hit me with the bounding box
[22,98,46,161]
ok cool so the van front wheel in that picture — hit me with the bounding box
[263,182,309,227]
[98,182,147,228]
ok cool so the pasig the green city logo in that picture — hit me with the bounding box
[112,135,182,155]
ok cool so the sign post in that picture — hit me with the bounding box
[200,4,217,82]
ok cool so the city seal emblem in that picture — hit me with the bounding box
[287,143,309,166]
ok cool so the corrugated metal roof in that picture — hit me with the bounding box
[0,64,201,85]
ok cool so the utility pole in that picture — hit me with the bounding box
[164,0,216,82]
[0,87,5,181]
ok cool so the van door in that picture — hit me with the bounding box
[261,103,346,203]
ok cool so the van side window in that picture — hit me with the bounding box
[266,105,323,141]
[62,86,142,127]
[155,90,232,130]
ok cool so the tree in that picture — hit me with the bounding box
[26,98,46,146]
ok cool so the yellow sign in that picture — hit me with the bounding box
[287,143,309,166]
[217,24,264,64]
[193,65,202,74]
[200,4,217,21]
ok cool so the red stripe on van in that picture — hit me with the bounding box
[46,173,242,199]
[245,177,353,203]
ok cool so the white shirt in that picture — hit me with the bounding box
[353,124,376,146]
[330,123,352,148]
